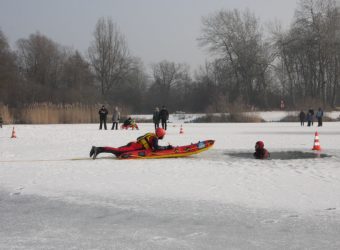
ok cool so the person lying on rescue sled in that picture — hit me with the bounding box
[90,128,173,159]
[253,141,270,159]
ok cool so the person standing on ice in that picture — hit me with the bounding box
[90,128,173,159]
[316,107,324,127]
[0,115,3,128]
[111,106,120,130]
[98,105,108,130]
[308,108,314,126]
[253,141,270,159]
[159,105,169,130]
[152,107,160,130]
[299,110,306,126]
[306,111,312,127]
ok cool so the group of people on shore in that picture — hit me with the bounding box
[152,106,169,130]
[98,105,121,130]
[299,108,324,127]
[98,105,169,131]
[98,105,138,130]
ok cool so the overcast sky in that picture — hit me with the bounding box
[0,0,299,71]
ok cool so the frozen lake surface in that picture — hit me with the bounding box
[1,122,340,249]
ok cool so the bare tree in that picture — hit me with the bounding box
[60,50,96,103]
[0,29,19,106]
[16,32,65,95]
[62,50,93,89]
[109,57,149,112]
[198,9,273,107]
[151,60,190,104]
[88,17,130,95]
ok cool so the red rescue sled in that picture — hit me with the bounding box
[118,140,214,159]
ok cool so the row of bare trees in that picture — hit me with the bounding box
[1,0,340,116]
[273,0,340,107]
[192,0,340,110]
[1,30,97,106]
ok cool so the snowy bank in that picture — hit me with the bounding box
[132,111,340,123]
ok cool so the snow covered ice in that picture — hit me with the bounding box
[1,122,340,249]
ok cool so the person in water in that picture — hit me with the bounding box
[90,128,173,159]
[253,141,270,159]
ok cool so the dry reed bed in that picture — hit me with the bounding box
[1,103,101,124]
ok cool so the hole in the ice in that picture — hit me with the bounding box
[228,151,331,160]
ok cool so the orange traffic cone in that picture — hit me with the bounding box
[312,131,321,151]
[11,126,17,138]
[179,125,184,134]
